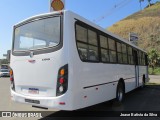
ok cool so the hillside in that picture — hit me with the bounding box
[108,2,160,53]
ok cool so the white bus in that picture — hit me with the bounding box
[10,10,148,110]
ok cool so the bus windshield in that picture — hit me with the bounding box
[13,16,61,51]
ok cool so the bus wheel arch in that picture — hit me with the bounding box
[116,79,125,103]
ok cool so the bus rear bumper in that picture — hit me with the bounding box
[10,89,73,110]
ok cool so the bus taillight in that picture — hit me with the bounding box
[60,69,65,76]
[10,69,14,81]
[56,64,68,96]
[10,69,15,91]
[59,78,65,84]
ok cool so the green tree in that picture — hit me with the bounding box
[0,59,8,65]
[147,0,152,7]
[139,0,144,10]
[148,49,160,74]
[139,0,152,8]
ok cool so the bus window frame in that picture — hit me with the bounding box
[12,14,63,56]
[75,22,100,63]
[75,19,147,66]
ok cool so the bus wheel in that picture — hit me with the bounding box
[116,82,124,103]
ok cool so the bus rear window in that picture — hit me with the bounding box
[14,16,61,51]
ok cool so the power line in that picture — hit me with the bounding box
[93,0,132,23]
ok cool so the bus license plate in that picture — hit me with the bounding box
[28,88,39,94]
[25,99,40,104]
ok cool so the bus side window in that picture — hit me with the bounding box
[77,43,88,61]
[138,51,142,65]
[117,42,122,63]
[88,51,97,61]
[76,23,99,62]
[100,35,109,63]
[128,46,133,65]
[76,24,88,61]
[88,30,99,61]
[101,49,109,62]
[78,49,87,60]
[88,46,99,61]
[122,44,128,64]
[108,38,117,63]
[76,24,87,43]
[142,53,145,65]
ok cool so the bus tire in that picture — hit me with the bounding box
[116,81,125,103]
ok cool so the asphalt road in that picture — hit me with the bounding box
[0,76,160,119]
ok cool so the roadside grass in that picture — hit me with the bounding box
[149,67,160,75]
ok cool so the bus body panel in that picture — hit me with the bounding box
[11,50,66,97]
[67,12,148,109]
[11,88,74,110]
[139,66,147,85]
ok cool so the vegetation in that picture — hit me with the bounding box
[108,2,160,54]
[108,2,160,75]
[149,67,160,75]
[146,0,152,7]
[147,0,152,7]
[108,4,160,52]
[148,49,160,73]
[0,59,8,65]
[139,0,152,8]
